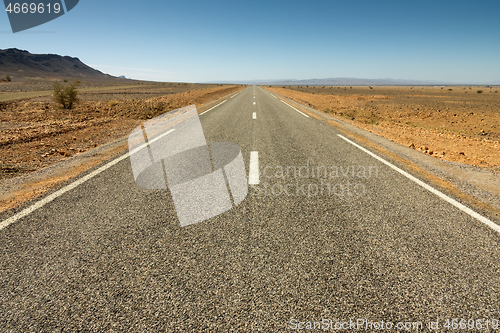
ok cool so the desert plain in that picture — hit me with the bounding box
[1,80,499,213]
[266,85,500,173]
[0,81,240,180]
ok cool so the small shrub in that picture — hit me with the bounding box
[369,86,373,89]
[448,89,453,91]
[5,75,11,82]
[53,80,80,109]
[108,100,118,107]
[477,90,483,94]
[138,100,168,119]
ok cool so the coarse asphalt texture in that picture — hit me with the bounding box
[1,86,500,331]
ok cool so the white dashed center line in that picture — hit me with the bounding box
[248,151,259,185]
[253,112,256,119]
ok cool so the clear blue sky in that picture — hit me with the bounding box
[2,0,499,83]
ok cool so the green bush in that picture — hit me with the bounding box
[53,80,80,109]
[5,76,11,82]
[477,90,483,94]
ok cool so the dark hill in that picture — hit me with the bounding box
[0,48,119,81]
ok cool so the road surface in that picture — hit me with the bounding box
[1,86,500,331]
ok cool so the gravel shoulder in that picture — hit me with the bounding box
[266,86,500,171]
[0,82,243,214]
[265,86,500,223]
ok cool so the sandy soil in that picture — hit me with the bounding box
[0,83,241,180]
[265,86,500,173]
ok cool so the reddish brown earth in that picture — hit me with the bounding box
[0,83,242,181]
[0,82,243,212]
[265,86,500,174]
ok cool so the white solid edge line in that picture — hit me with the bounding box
[199,100,226,115]
[0,129,176,231]
[252,112,256,119]
[337,134,500,234]
[248,151,259,185]
[230,91,242,98]
[280,100,309,118]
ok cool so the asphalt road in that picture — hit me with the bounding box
[1,86,500,332]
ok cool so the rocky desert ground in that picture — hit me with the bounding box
[266,85,500,173]
[1,81,499,214]
[0,81,241,181]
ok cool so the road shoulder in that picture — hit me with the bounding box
[264,87,500,224]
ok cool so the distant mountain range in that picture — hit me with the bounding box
[242,78,444,86]
[0,48,120,81]
[2,48,497,85]
[210,78,500,86]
